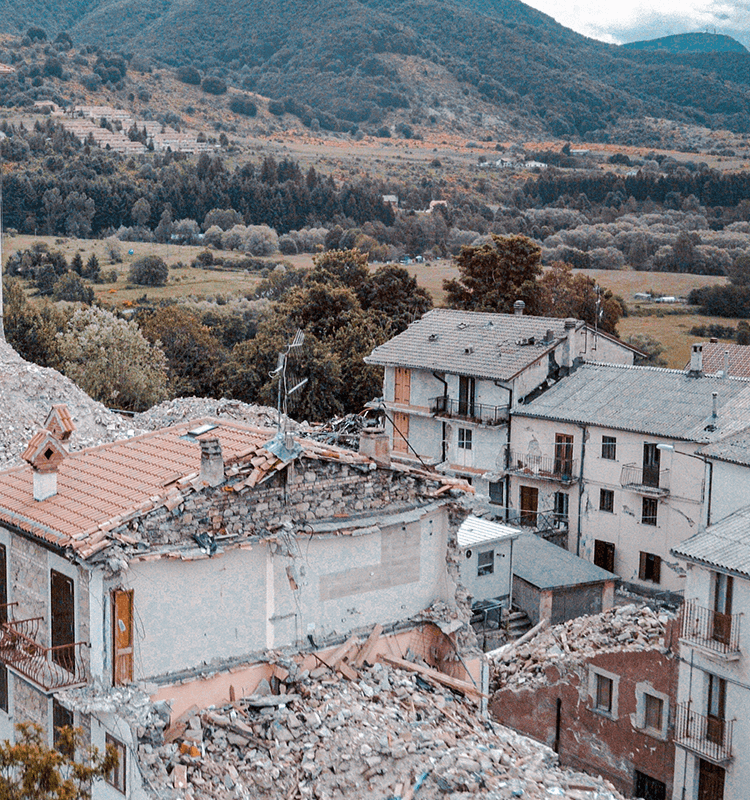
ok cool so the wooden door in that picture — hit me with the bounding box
[698,759,725,800]
[520,485,538,526]
[643,442,660,487]
[394,368,411,405]
[112,589,134,685]
[458,376,475,417]
[707,674,726,745]
[594,540,615,573]
[712,573,733,645]
[51,570,75,669]
[0,544,6,625]
[392,412,409,453]
[554,433,574,478]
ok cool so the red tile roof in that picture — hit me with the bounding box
[693,343,750,378]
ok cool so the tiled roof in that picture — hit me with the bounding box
[698,426,750,466]
[513,533,616,589]
[456,515,520,547]
[689,343,750,378]
[672,506,750,578]
[514,362,750,442]
[365,309,580,380]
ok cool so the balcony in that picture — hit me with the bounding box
[430,396,509,426]
[675,702,733,763]
[620,464,670,497]
[0,609,87,692]
[680,601,742,659]
[505,451,578,484]
[491,507,569,548]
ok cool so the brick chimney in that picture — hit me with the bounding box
[44,404,75,441]
[21,430,67,501]
[513,300,525,316]
[359,428,390,468]
[200,437,224,487]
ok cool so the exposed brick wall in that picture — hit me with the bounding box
[489,647,678,797]
[119,458,429,546]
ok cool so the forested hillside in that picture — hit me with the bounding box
[2,0,750,139]
[623,33,748,55]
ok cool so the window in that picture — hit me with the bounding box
[594,540,615,573]
[393,367,411,405]
[599,488,614,513]
[477,550,494,577]
[50,570,75,669]
[458,376,476,417]
[712,572,734,646]
[106,734,127,794]
[0,666,7,715]
[489,480,504,506]
[596,673,613,713]
[644,693,664,731]
[392,412,409,453]
[554,433,574,477]
[634,771,666,800]
[601,436,617,460]
[707,674,727,746]
[458,428,472,450]
[112,590,134,685]
[642,497,658,526]
[53,698,74,758]
[643,442,661,488]
[553,491,569,518]
[639,552,661,584]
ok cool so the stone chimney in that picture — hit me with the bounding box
[21,430,67,501]
[561,318,577,368]
[513,300,525,316]
[200,437,224,487]
[723,350,730,378]
[689,343,703,376]
[359,428,390,468]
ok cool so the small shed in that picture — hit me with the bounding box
[457,516,518,607]
[512,534,616,625]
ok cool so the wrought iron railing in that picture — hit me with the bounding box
[487,507,569,547]
[675,702,733,762]
[620,464,670,494]
[0,618,87,691]
[505,451,578,483]
[681,601,741,656]
[430,396,509,425]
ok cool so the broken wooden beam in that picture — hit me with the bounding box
[377,654,485,698]
[352,623,382,668]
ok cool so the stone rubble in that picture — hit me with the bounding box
[139,660,624,800]
[489,604,674,695]
[0,341,136,468]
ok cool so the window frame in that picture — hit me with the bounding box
[639,551,662,584]
[52,698,74,758]
[589,666,619,719]
[477,550,494,577]
[601,435,617,460]
[634,682,670,740]
[641,496,658,526]
[457,428,473,450]
[105,734,127,795]
[599,488,615,513]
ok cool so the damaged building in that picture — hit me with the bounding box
[0,406,487,799]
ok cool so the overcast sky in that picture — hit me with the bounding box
[522,0,750,48]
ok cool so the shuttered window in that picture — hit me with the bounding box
[112,590,134,685]
[393,368,411,405]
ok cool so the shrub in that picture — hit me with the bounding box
[129,255,169,286]
[229,96,257,117]
[52,272,94,303]
[268,99,285,116]
[201,76,227,95]
[176,65,201,85]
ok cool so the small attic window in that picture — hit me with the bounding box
[428,333,439,342]
[44,448,54,460]
[457,322,469,330]
[187,423,218,437]
[464,346,474,354]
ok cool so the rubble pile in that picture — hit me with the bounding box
[0,341,136,468]
[132,397,298,432]
[140,660,623,800]
[490,604,672,694]
[301,413,377,450]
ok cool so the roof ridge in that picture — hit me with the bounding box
[579,360,750,382]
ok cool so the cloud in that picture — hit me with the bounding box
[523,0,750,47]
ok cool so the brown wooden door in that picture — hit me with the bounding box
[712,573,733,645]
[707,674,727,745]
[112,589,134,685]
[594,540,615,573]
[458,376,475,417]
[698,759,725,800]
[554,433,574,478]
[51,570,75,669]
[394,368,411,405]
[520,485,538,526]
[392,412,409,453]
[643,442,660,487]
[0,544,6,625]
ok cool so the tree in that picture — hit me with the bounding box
[64,192,96,238]
[83,254,100,283]
[131,197,151,227]
[0,722,117,800]
[52,272,94,304]
[625,334,667,367]
[538,262,624,335]
[129,256,168,287]
[3,278,66,367]
[201,76,227,95]
[443,234,546,314]
[308,249,369,291]
[356,264,432,334]
[57,307,168,411]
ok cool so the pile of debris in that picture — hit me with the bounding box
[489,604,673,694]
[132,397,297,432]
[139,658,623,800]
[301,413,379,450]
[0,341,136,469]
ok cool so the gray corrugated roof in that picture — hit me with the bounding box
[456,515,520,547]
[514,362,750,442]
[513,533,616,589]
[672,506,750,578]
[698,426,750,466]
[365,309,580,380]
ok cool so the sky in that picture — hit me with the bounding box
[521,0,750,48]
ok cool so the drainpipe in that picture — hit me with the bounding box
[499,383,514,525]
[706,459,714,528]
[432,372,448,463]
[576,424,587,557]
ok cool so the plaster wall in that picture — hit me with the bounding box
[707,459,750,525]
[458,535,514,604]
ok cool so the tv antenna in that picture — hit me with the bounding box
[269,329,308,433]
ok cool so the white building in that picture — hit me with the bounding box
[365,308,638,503]
[507,348,750,595]
[456,515,518,608]
[671,509,750,800]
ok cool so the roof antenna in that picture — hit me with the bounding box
[264,329,308,461]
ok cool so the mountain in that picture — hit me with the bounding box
[2,0,750,139]
[623,32,748,55]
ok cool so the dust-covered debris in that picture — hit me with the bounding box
[490,604,674,694]
[139,660,623,800]
[0,341,136,468]
[131,397,298,432]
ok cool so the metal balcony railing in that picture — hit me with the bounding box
[0,617,88,692]
[488,507,569,548]
[675,702,733,763]
[430,396,509,425]
[505,451,578,483]
[620,464,670,495]
[681,601,741,657]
